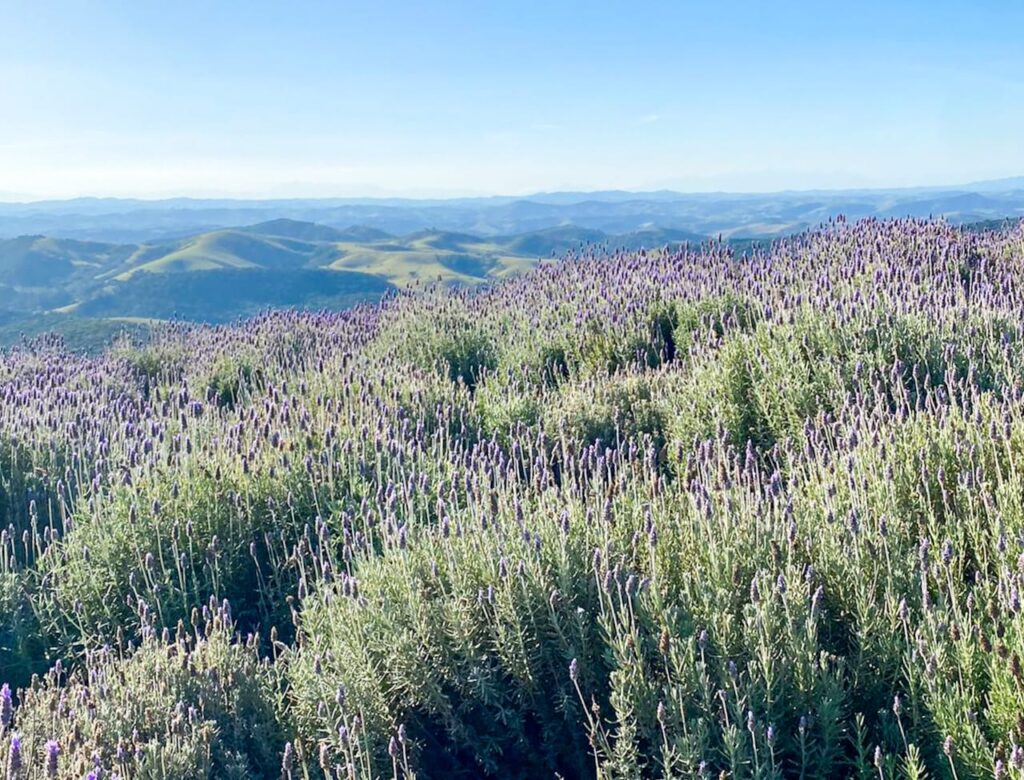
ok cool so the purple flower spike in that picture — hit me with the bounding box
[45,739,59,778]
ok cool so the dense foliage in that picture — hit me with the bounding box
[0,217,1022,778]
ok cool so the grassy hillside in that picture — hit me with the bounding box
[325,235,537,286]
[0,218,1021,777]
[111,230,333,279]
[0,235,133,287]
[110,222,607,285]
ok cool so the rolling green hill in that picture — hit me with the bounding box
[0,235,134,286]
[90,221,541,287]
[110,230,329,279]
[101,219,707,286]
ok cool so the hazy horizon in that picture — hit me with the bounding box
[3,1,1023,200]
[1,173,1023,208]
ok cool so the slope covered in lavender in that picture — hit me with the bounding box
[0,217,1023,778]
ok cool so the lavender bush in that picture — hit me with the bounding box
[0,217,1022,777]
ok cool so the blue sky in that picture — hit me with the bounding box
[1,0,1022,199]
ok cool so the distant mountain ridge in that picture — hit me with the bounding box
[2,177,1024,243]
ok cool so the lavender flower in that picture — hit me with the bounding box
[8,735,22,773]
[45,739,59,778]
[0,685,10,730]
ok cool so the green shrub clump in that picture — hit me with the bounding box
[12,607,284,779]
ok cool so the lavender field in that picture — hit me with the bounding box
[0,217,1023,778]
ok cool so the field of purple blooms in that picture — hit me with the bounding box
[0,217,1023,778]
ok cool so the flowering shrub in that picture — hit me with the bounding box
[0,219,1022,777]
[11,604,283,779]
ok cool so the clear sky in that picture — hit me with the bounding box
[1,0,1022,199]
